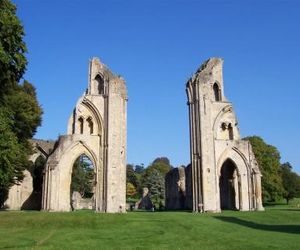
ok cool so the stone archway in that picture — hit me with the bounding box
[219,159,240,210]
[70,154,96,210]
[216,148,251,211]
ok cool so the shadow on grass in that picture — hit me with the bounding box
[277,209,300,212]
[214,216,300,234]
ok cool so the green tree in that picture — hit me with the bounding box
[4,81,42,141]
[134,164,144,174]
[0,0,43,207]
[146,157,172,177]
[126,164,139,188]
[143,169,165,205]
[0,108,27,205]
[71,155,95,198]
[245,136,284,201]
[126,182,137,198]
[0,0,27,97]
[280,162,300,204]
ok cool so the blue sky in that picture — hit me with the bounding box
[14,0,300,173]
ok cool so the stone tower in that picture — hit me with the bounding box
[42,58,127,212]
[186,58,264,212]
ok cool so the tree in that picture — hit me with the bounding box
[0,108,27,205]
[126,182,137,198]
[134,164,144,174]
[146,157,173,177]
[281,162,300,204]
[71,155,95,198]
[0,0,43,207]
[143,169,165,205]
[4,81,42,141]
[0,0,27,97]
[126,164,139,188]
[245,136,284,201]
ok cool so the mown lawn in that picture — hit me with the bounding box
[0,200,299,249]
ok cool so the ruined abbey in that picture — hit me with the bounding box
[4,57,263,213]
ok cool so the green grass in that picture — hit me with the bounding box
[0,199,300,249]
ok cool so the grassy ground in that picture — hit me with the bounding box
[0,199,299,249]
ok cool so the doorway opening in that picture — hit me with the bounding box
[219,159,240,210]
[70,154,96,210]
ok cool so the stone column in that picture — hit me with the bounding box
[255,173,264,211]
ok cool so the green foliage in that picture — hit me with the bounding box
[126,182,136,198]
[147,157,173,177]
[245,136,284,202]
[71,155,95,198]
[126,164,139,188]
[0,0,42,206]
[0,0,27,95]
[4,81,42,141]
[126,157,172,205]
[0,108,28,205]
[280,162,300,204]
[143,169,165,204]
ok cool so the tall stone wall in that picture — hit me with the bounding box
[42,58,127,213]
[186,58,264,212]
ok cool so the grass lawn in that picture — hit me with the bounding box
[0,200,299,249]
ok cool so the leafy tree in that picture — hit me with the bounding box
[143,169,165,205]
[0,108,27,205]
[0,0,43,207]
[126,164,139,188]
[0,0,27,97]
[126,182,137,198]
[4,81,42,141]
[280,162,300,204]
[134,164,144,174]
[245,136,284,201]
[146,157,173,177]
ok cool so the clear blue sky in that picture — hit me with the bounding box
[14,0,300,173]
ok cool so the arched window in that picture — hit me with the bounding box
[228,123,234,140]
[95,74,104,95]
[87,117,93,134]
[78,117,84,134]
[213,82,221,102]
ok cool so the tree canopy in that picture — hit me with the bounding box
[0,0,42,207]
[280,162,300,204]
[245,136,284,201]
[0,0,27,96]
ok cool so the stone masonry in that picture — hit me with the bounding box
[42,58,128,212]
[186,58,264,212]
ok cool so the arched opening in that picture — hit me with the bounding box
[21,155,46,210]
[87,117,93,134]
[95,74,104,95]
[219,159,240,210]
[70,154,95,210]
[213,82,221,101]
[78,117,84,134]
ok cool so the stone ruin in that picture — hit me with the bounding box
[3,57,264,214]
[165,57,264,212]
[165,165,192,210]
[135,187,153,210]
[4,58,128,213]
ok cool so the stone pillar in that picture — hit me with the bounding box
[255,173,264,211]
